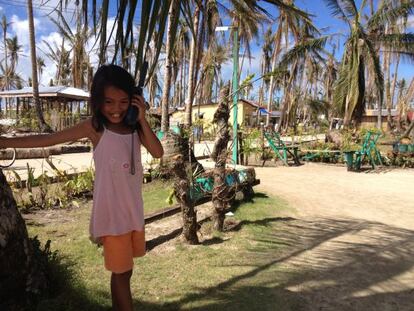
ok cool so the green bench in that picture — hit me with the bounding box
[343,131,382,171]
[264,131,300,166]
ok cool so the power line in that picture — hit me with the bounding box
[0,0,76,14]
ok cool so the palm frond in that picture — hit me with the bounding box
[363,32,384,106]
[49,12,74,41]
[278,36,329,68]
[323,0,349,22]
[367,1,414,31]
[145,1,174,81]
[111,0,128,65]
[376,33,414,62]
[98,0,109,64]
[263,0,314,21]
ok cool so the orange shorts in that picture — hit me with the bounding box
[101,230,146,274]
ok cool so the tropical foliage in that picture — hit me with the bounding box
[0,0,413,132]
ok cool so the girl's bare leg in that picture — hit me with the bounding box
[111,270,133,311]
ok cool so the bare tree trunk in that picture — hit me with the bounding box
[160,0,180,132]
[172,155,199,244]
[0,169,46,308]
[211,84,230,231]
[384,49,393,131]
[27,0,51,133]
[184,2,201,127]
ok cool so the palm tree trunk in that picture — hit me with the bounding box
[161,0,180,132]
[211,84,230,231]
[27,0,51,133]
[384,49,393,130]
[2,16,9,117]
[184,1,201,127]
[0,169,47,306]
[171,155,199,244]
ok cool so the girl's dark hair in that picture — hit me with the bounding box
[90,64,135,131]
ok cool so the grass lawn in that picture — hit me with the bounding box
[26,190,300,311]
[141,179,175,213]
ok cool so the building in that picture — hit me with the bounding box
[360,109,398,130]
[170,99,279,128]
[0,86,90,131]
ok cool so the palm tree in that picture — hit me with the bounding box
[0,65,23,89]
[42,39,72,85]
[49,9,92,89]
[259,27,274,106]
[36,56,45,85]
[161,0,181,132]
[266,0,316,128]
[326,0,414,128]
[27,0,51,132]
[6,36,23,73]
[184,0,202,127]
[1,15,11,115]
[277,30,328,131]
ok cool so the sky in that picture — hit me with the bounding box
[0,0,413,97]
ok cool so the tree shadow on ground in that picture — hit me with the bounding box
[133,217,414,311]
[29,198,414,310]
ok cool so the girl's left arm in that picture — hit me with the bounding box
[132,95,163,158]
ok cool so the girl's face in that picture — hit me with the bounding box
[101,85,129,125]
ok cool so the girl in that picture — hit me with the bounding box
[0,64,163,311]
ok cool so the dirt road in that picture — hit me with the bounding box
[255,163,414,310]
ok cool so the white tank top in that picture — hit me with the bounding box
[90,128,144,239]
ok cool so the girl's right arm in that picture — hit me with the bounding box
[0,119,95,149]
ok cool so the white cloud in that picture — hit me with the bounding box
[10,15,42,47]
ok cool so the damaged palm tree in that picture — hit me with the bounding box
[211,84,231,231]
[171,154,199,244]
[0,169,46,308]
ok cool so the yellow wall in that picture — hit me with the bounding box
[360,116,389,131]
[170,101,255,126]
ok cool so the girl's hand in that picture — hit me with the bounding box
[131,95,148,123]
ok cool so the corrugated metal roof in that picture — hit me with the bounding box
[0,86,89,100]
[364,109,398,117]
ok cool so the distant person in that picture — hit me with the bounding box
[0,64,164,311]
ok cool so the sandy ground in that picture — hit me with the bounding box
[254,163,414,311]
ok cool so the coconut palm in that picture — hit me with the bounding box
[258,27,274,106]
[27,0,51,132]
[382,3,409,130]
[161,0,181,132]
[36,56,45,85]
[42,39,72,85]
[266,0,316,127]
[326,0,414,128]
[6,36,23,73]
[1,15,11,91]
[276,27,329,130]
[0,65,23,89]
[1,16,12,116]
[182,0,202,126]
[49,9,92,89]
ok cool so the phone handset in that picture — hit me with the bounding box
[123,61,149,128]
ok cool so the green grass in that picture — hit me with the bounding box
[142,179,175,213]
[26,192,301,311]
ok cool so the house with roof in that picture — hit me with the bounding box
[170,98,280,128]
[0,86,90,131]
